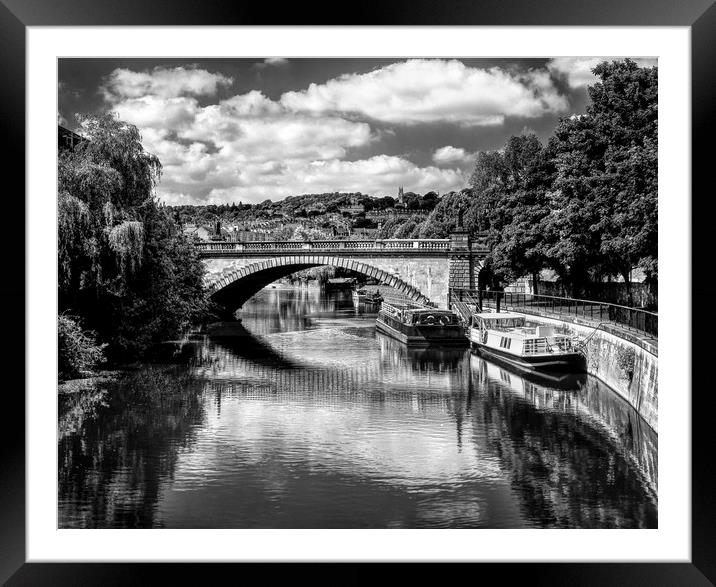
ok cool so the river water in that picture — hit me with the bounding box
[58,286,657,529]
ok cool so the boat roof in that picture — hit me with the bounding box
[474,312,526,320]
[383,301,425,309]
[405,308,455,315]
[328,277,356,284]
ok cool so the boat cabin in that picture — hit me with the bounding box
[470,311,576,355]
[471,312,527,330]
[376,301,466,346]
[381,302,459,326]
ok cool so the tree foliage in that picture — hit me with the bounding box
[58,314,107,380]
[58,114,209,362]
[469,134,555,286]
[544,59,657,294]
[415,191,472,238]
[467,59,657,299]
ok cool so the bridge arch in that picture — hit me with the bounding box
[207,255,432,310]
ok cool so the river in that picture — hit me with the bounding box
[58,286,658,529]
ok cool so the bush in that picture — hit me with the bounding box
[615,346,636,383]
[58,314,107,380]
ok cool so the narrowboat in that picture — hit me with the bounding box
[468,311,584,372]
[325,277,358,291]
[376,301,467,347]
[353,288,383,305]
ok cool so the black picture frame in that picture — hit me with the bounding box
[3,0,712,584]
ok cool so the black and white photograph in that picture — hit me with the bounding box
[56,55,659,531]
[0,0,709,578]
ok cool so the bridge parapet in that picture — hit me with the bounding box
[194,237,489,257]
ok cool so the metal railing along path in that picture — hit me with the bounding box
[451,289,658,339]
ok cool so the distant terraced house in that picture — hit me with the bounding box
[339,203,366,216]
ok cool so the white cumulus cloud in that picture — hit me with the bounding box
[101,69,387,203]
[432,146,475,166]
[258,57,289,67]
[96,62,556,205]
[101,66,232,100]
[158,155,466,205]
[547,57,657,89]
[280,59,569,126]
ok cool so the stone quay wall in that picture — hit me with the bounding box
[519,313,658,432]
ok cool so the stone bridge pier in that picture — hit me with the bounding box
[197,230,487,313]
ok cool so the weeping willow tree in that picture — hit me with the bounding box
[58,114,208,362]
[107,221,144,275]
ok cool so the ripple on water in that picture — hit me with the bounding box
[58,287,658,529]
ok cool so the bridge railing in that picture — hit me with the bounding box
[193,239,453,252]
[451,289,658,338]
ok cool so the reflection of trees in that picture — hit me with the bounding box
[58,366,206,528]
[58,388,108,443]
[467,355,657,528]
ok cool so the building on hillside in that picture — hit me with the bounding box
[183,224,212,241]
[306,203,327,213]
[391,208,428,218]
[365,210,392,222]
[58,125,85,152]
[395,186,407,209]
[331,225,351,238]
[338,204,366,216]
[229,228,275,242]
[368,208,427,219]
[352,227,379,238]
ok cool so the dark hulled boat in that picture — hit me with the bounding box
[376,302,467,347]
[352,288,383,305]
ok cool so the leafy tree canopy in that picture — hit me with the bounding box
[59,114,209,362]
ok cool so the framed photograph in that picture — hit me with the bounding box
[4,0,713,583]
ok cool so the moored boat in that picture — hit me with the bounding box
[352,288,383,305]
[469,311,584,372]
[376,301,467,347]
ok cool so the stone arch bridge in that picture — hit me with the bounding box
[196,231,489,312]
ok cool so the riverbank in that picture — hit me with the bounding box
[519,313,658,432]
[58,339,200,395]
[58,371,123,395]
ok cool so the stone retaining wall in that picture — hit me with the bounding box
[518,313,658,432]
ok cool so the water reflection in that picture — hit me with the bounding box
[471,357,657,527]
[58,366,206,528]
[58,287,657,528]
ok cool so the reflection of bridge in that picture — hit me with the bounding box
[195,331,470,397]
[196,232,489,311]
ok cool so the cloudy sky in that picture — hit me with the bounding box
[58,57,655,206]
